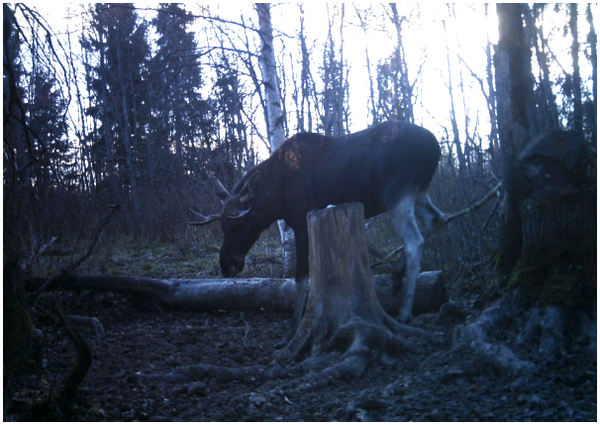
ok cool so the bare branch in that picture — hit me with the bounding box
[371,183,502,268]
[32,205,120,302]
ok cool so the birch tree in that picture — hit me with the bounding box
[256,3,296,277]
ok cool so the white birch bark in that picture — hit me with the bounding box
[256,3,296,277]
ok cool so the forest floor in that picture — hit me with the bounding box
[6,237,597,421]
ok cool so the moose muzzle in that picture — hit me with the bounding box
[220,254,245,278]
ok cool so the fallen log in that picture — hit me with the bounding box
[27,272,447,316]
[374,271,447,317]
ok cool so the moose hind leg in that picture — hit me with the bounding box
[390,193,424,324]
[392,192,446,295]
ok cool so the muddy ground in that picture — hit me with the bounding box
[7,284,597,421]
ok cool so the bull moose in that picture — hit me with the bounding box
[190,120,447,345]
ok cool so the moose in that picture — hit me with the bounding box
[190,120,447,345]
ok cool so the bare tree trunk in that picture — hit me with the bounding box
[586,5,597,108]
[484,4,499,155]
[389,3,413,123]
[256,3,284,149]
[523,4,560,131]
[4,246,39,401]
[256,3,296,277]
[355,6,377,125]
[297,5,315,132]
[98,34,116,187]
[494,3,534,275]
[321,4,349,137]
[586,4,597,143]
[442,12,466,175]
[569,3,583,133]
[337,5,347,135]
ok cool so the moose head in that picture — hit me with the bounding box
[189,171,262,278]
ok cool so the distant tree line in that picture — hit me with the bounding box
[4,3,596,258]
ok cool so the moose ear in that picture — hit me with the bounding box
[239,171,260,204]
[214,179,230,201]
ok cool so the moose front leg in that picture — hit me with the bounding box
[290,274,309,340]
[273,273,308,350]
[289,227,309,339]
[275,226,309,349]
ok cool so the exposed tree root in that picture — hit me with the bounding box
[453,288,596,375]
[55,308,93,418]
[296,350,370,391]
[452,289,538,375]
[279,318,404,391]
[519,305,566,361]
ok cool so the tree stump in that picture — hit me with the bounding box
[454,131,597,371]
[513,130,596,309]
[278,203,423,367]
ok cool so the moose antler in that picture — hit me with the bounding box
[188,209,221,226]
[189,172,260,226]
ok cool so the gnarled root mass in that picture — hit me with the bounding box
[283,316,444,391]
[269,204,438,385]
[452,288,597,376]
[270,298,443,388]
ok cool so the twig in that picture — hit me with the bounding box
[32,205,120,303]
[240,314,250,344]
[56,308,92,408]
[66,315,106,339]
[444,182,502,223]
[482,197,500,231]
[67,204,120,273]
[22,235,58,271]
[371,183,502,268]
